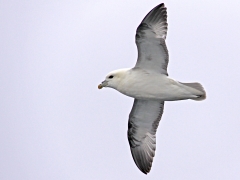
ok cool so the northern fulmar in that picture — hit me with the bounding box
[98,3,206,174]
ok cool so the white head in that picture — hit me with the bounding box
[98,68,130,90]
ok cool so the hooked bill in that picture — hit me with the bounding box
[98,84,103,89]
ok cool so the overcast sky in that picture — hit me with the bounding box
[1,0,240,179]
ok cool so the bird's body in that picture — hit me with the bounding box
[98,3,206,174]
[111,68,204,101]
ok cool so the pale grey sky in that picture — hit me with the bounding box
[1,0,240,179]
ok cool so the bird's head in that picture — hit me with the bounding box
[98,68,129,90]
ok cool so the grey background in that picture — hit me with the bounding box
[1,0,240,179]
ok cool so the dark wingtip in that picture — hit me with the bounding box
[156,3,165,9]
[131,149,153,174]
[139,168,149,175]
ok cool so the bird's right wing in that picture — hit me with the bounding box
[135,3,169,75]
[128,99,164,174]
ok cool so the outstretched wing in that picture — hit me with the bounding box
[128,99,164,174]
[135,3,169,75]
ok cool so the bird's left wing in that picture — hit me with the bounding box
[128,99,164,174]
[135,3,169,75]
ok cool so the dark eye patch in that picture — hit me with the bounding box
[109,75,114,79]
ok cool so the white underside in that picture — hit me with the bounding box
[115,69,203,101]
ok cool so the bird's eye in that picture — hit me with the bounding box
[109,75,114,79]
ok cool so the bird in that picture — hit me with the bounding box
[98,3,206,174]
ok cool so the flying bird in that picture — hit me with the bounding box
[98,3,206,174]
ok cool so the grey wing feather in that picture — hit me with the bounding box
[135,3,169,75]
[128,99,164,174]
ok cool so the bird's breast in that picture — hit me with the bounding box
[117,73,172,100]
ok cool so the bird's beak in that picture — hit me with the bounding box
[98,84,103,89]
[98,80,108,89]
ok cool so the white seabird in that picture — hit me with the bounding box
[98,3,206,174]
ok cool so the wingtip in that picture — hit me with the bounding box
[157,3,166,9]
[138,2,168,40]
[160,3,165,7]
[137,164,150,175]
[141,170,148,175]
[130,139,155,175]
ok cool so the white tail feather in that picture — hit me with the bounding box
[180,82,206,101]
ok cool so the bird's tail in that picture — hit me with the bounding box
[180,82,206,101]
